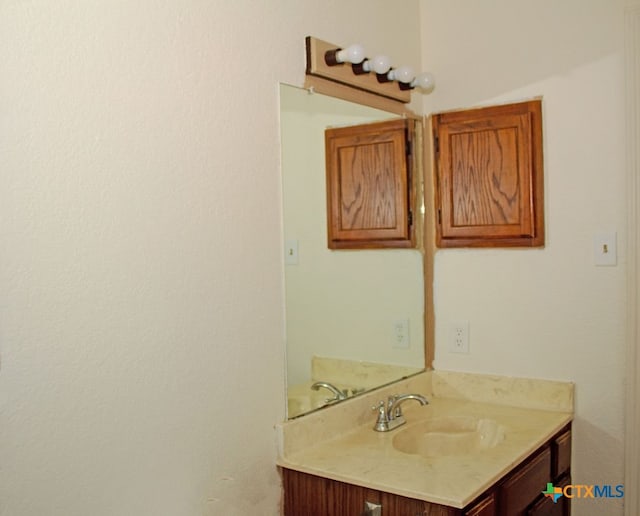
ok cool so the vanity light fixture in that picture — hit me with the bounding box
[306,36,435,103]
[353,55,392,75]
[411,72,436,92]
[380,66,415,89]
[324,43,366,66]
[323,40,435,93]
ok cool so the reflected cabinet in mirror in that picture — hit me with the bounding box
[280,84,427,418]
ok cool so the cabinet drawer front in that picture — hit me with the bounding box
[527,474,570,516]
[553,430,572,478]
[500,447,552,515]
[465,492,496,516]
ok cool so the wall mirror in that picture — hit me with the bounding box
[279,83,426,419]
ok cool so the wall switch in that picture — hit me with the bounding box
[392,319,410,349]
[449,321,470,353]
[284,239,299,265]
[593,232,617,266]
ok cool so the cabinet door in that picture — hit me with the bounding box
[325,118,415,249]
[378,490,458,516]
[433,100,544,248]
[499,446,552,515]
[527,475,571,516]
[465,493,496,516]
[552,430,572,479]
[282,468,327,516]
[282,468,380,516]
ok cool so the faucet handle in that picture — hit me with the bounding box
[372,401,389,431]
[372,400,386,416]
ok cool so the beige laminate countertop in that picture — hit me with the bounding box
[277,396,572,508]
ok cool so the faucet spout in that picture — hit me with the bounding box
[372,393,429,432]
[311,381,348,401]
[388,393,428,419]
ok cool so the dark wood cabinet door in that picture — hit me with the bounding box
[282,468,328,516]
[552,430,572,479]
[499,446,552,516]
[465,493,496,516]
[378,490,458,516]
[527,475,571,516]
[433,100,544,248]
[282,468,380,516]
[325,118,415,249]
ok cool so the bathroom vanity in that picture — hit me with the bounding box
[277,371,573,516]
[281,424,571,515]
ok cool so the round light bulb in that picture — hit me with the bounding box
[363,55,391,74]
[336,44,365,64]
[392,66,415,84]
[411,72,436,92]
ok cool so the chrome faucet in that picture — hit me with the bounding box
[372,393,429,432]
[311,381,348,402]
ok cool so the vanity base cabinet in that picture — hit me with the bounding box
[378,491,458,516]
[526,475,571,516]
[499,446,552,515]
[281,424,571,516]
[463,493,496,516]
[282,468,380,516]
[281,469,457,516]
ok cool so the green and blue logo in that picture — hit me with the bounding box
[542,482,624,503]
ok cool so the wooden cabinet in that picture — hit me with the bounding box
[433,100,544,248]
[282,466,380,515]
[325,118,417,249]
[527,475,571,516]
[281,468,473,515]
[464,493,496,516]
[281,425,571,516]
[282,469,458,516]
[499,447,552,515]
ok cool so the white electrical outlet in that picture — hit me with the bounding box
[449,321,470,353]
[392,319,410,349]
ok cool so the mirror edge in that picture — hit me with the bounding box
[280,81,436,419]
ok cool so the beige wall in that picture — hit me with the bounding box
[421,1,627,515]
[0,1,422,515]
[1,1,630,515]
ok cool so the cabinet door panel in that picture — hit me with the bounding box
[553,430,572,478]
[465,492,496,516]
[378,491,458,516]
[325,118,414,249]
[527,475,571,516]
[327,479,379,516]
[500,446,552,515]
[282,469,327,516]
[434,100,544,248]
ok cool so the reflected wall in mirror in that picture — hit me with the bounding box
[280,84,425,419]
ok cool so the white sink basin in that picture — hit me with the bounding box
[392,416,506,458]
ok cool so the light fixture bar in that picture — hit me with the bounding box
[305,36,411,103]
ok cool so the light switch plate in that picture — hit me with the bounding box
[284,239,299,265]
[593,231,617,266]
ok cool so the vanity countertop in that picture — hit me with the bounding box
[276,371,573,509]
